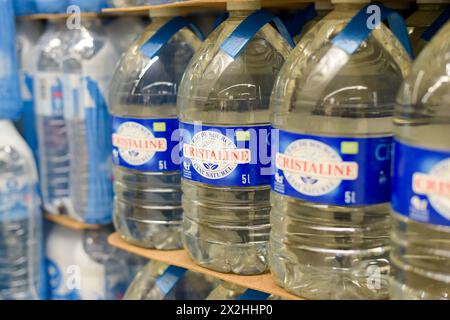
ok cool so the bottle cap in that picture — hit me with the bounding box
[0,0,22,120]
[227,0,261,11]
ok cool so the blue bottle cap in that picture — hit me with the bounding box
[0,0,22,120]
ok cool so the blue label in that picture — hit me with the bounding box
[112,117,179,172]
[180,122,271,187]
[272,129,392,206]
[392,139,450,227]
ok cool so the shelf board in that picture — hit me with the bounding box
[102,0,320,14]
[45,213,101,230]
[108,232,302,300]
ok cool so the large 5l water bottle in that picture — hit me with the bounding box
[0,0,44,299]
[109,8,202,249]
[406,0,449,56]
[391,21,450,300]
[16,20,44,163]
[269,1,411,299]
[62,17,120,224]
[34,20,71,216]
[178,0,292,274]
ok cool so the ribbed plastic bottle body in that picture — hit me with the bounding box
[177,11,291,275]
[34,21,71,215]
[109,19,201,249]
[0,121,43,300]
[62,18,119,224]
[407,4,449,56]
[269,6,411,299]
[391,22,450,300]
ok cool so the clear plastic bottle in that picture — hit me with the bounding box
[16,19,44,164]
[34,20,71,216]
[62,17,120,224]
[0,121,44,300]
[46,223,144,300]
[109,9,202,249]
[406,0,449,56]
[124,261,218,300]
[105,16,145,56]
[177,1,291,275]
[391,21,450,300]
[269,1,411,299]
[177,1,290,274]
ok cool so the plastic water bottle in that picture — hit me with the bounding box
[34,20,71,216]
[109,8,202,249]
[406,0,449,56]
[16,19,44,164]
[124,262,218,300]
[269,1,411,299]
[205,282,246,300]
[391,21,450,300]
[0,0,44,299]
[46,223,144,300]
[0,121,44,300]
[62,17,120,224]
[177,0,291,274]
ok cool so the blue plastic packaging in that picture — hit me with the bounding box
[0,0,22,120]
[35,0,68,14]
[69,0,108,12]
[13,0,36,15]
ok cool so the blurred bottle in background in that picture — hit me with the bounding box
[62,17,121,224]
[34,20,71,216]
[16,19,44,164]
[0,0,45,300]
[46,223,145,300]
[124,261,218,300]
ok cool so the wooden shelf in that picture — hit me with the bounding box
[102,0,323,14]
[45,213,101,230]
[108,232,302,300]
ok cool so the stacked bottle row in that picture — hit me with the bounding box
[27,17,144,224]
[109,0,450,300]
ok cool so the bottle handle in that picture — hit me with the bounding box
[140,16,205,59]
[421,6,450,42]
[331,3,414,60]
[154,265,187,296]
[220,9,295,59]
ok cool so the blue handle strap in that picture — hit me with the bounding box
[155,265,187,295]
[282,4,317,38]
[140,16,204,59]
[221,9,295,59]
[331,3,414,60]
[237,289,270,300]
[421,6,450,42]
